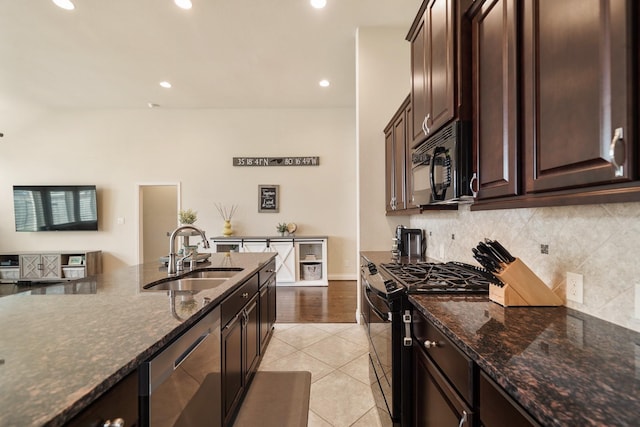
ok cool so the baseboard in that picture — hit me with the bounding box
[328,274,357,281]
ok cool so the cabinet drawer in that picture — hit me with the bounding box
[221,274,259,327]
[259,259,276,287]
[412,309,474,406]
[479,371,540,427]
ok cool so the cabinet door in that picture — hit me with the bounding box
[413,345,473,427]
[410,12,428,144]
[41,254,62,279]
[243,297,259,382]
[259,286,269,351]
[20,254,42,279]
[221,315,243,424]
[523,0,633,192]
[479,371,540,427]
[270,241,295,283]
[472,0,519,199]
[385,127,396,212]
[394,110,407,210]
[411,0,456,144]
[267,275,277,329]
[426,0,455,134]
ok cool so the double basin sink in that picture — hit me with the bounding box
[144,267,244,292]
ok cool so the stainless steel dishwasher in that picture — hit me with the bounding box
[140,306,221,427]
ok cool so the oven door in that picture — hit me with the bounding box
[363,281,397,426]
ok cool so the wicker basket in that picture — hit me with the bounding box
[302,263,322,280]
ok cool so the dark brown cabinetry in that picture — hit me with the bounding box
[408,0,472,146]
[411,308,474,426]
[470,0,519,200]
[471,0,639,210]
[410,304,544,427]
[259,260,277,351]
[523,0,635,193]
[220,275,260,426]
[479,372,540,427]
[385,95,412,214]
[66,370,138,427]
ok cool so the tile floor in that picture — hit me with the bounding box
[258,323,384,427]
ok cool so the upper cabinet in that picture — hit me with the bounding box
[408,0,472,147]
[470,0,519,200]
[522,0,634,193]
[470,0,639,209]
[385,95,413,214]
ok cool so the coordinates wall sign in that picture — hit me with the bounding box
[233,156,320,167]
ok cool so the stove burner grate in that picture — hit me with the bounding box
[380,261,500,293]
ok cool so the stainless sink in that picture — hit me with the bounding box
[143,268,243,291]
[184,268,243,279]
[145,277,229,291]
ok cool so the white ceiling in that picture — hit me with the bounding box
[0,0,420,110]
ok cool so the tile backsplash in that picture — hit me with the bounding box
[410,202,640,332]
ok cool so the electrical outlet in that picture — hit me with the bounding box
[566,272,584,304]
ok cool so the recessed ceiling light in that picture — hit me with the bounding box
[174,0,192,10]
[147,103,160,109]
[159,81,172,89]
[52,0,75,10]
[319,79,330,88]
[310,0,327,9]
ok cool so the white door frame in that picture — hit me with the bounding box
[136,182,182,265]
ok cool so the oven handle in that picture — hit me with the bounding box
[364,285,391,322]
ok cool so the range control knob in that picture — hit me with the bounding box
[384,280,397,291]
[367,262,378,274]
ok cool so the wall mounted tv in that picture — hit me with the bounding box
[13,185,98,231]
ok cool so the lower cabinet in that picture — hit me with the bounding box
[478,371,540,427]
[411,308,474,427]
[413,347,473,427]
[66,369,138,427]
[258,259,276,351]
[410,305,541,427]
[220,260,276,427]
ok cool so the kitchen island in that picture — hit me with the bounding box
[0,252,274,427]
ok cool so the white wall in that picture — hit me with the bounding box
[357,26,412,253]
[0,107,357,278]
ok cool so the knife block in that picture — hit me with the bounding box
[489,258,563,307]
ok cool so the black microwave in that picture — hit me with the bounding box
[411,120,476,205]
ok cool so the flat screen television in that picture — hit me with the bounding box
[13,185,98,231]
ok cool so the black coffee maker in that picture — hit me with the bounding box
[393,225,426,259]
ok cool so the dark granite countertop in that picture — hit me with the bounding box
[0,252,274,427]
[361,251,640,426]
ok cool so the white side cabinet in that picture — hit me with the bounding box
[295,239,328,286]
[0,251,102,283]
[211,236,327,286]
[269,240,296,284]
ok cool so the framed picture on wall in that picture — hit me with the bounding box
[258,185,279,213]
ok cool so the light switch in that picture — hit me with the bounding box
[117,217,125,225]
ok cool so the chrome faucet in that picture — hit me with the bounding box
[168,225,210,275]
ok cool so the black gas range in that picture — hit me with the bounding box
[361,256,498,427]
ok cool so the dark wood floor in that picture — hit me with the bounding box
[276,280,357,323]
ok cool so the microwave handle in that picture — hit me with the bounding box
[470,172,478,198]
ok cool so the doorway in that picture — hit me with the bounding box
[138,184,180,264]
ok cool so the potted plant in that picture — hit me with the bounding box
[178,208,197,225]
[276,222,288,236]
